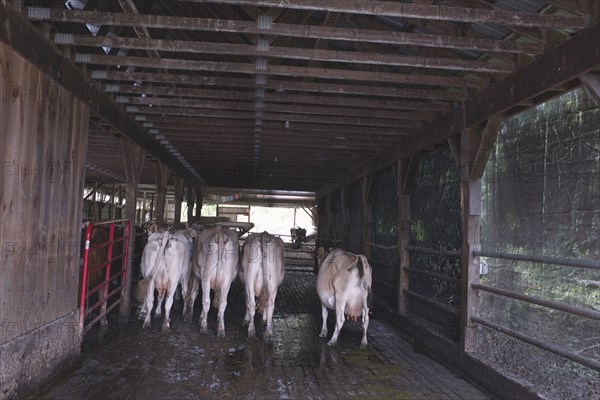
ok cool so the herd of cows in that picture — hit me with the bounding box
[87,224,374,348]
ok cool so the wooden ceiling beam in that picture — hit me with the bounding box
[182,0,587,28]
[105,83,448,113]
[30,8,544,54]
[57,33,513,73]
[140,118,412,136]
[74,53,487,88]
[128,105,424,129]
[162,130,407,144]
[95,71,463,103]
[118,96,437,121]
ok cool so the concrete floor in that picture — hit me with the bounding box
[32,271,494,399]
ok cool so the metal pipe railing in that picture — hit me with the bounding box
[474,250,599,270]
[79,219,130,335]
[472,283,600,321]
[471,316,600,371]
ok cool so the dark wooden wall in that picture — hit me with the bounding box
[0,41,89,397]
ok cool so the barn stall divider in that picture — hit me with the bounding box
[79,220,131,335]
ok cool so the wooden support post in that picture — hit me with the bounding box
[326,194,333,248]
[110,183,115,219]
[195,189,203,220]
[187,185,195,223]
[153,162,169,227]
[341,185,349,249]
[119,139,145,322]
[397,158,413,316]
[149,193,155,221]
[118,185,124,220]
[362,175,373,258]
[460,127,482,353]
[173,176,184,224]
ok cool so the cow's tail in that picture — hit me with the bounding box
[257,231,270,314]
[212,227,225,309]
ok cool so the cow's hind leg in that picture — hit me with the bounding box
[245,283,257,339]
[162,280,178,334]
[327,296,347,347]
[216,279,233,338]
[263,287,278,343]
[360,300,370,349]
[199,279,211,334]
[319,304,329,338]
[142,279,155,329]
[183,276,199,323]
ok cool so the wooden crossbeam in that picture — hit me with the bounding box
[30,8,544,54]
[106,84,446,115]
[75,53,486,88]
[57,33,513,73]
[118,96,436,121]
[140,118,412,136]
[470,115,504,179]
[184,0,588,28]
[94,71,464,103]
[128,105,424,129]
[580,72,600,103]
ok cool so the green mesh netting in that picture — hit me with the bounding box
[408,145,462,336]
[477,87,600,400]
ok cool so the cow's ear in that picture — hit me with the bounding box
[187,228,198,238]
[317,247,325,257]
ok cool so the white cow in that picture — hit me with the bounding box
[240,232,285,341]
[193,226,239,337]
[141,228,197,333]
[316,248,373,348]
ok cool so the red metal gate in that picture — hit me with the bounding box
[79,219,131,335]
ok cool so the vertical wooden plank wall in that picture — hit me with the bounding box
[0,41,89,397]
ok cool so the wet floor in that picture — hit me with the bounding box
[32,271,494,399]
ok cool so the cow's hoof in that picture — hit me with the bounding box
[242,319,249,327]
[263,334,273,344]
[360,342,368,350]
[161,325,170,334]
[319,330,327,338]
[142,321,151,329]
[326,339,337,347]
[217,330,226,338]
[200,326,208,334]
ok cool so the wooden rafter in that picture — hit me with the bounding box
[30,8,545,54]
[182,0,587,28]
[118,96,436,121]
[74,53,487,88]
[94,71,464,103]
[56,33,514,73]
[106,84,446,115]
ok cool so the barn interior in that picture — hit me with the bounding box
[0,1,599,399]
